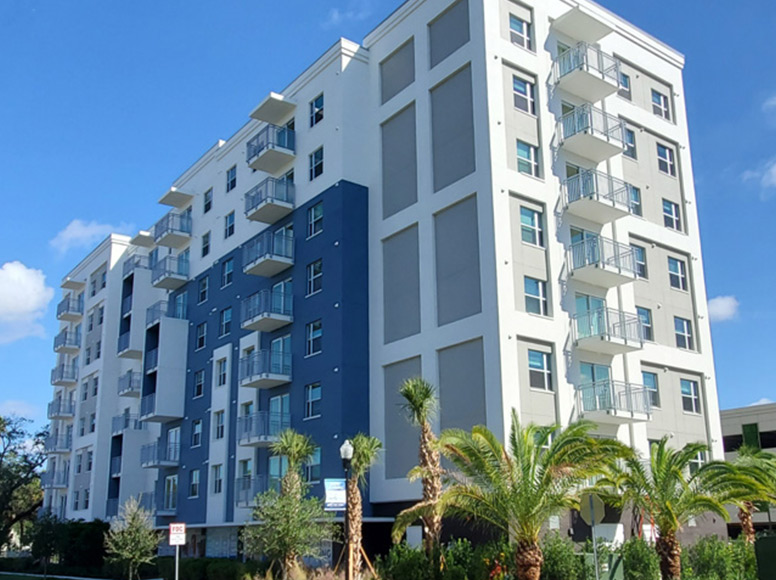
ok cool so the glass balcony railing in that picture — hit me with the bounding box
[562,169,632,210]
[110,456,122,475]
[44,434,72,453]
[239,350,292,381]
[54,329,80,351]
[241,289,293,323]
[244,178,295,215]
[146,299,187,327]
[117,332,131,353]
[153,211,192,242]
[123,255,149,277]
[246,124,296,163]
[106,498,119,518]
[121,295,133,316]
[558,104,624,147]
[144,348,159,371]
[56,297,83,319]
[234,475,270,506]
[47,399,75,418]
[243,232,294,267]
[118,371,142,396]
[140,393,156,417]
[577,380,652,416]
[50,365,78,385]
[237,412,291,444]
[554,42,619,86]
[573,308,643,345]
[41,471,69,489]
[151,256,189,285]
[567,236,637,277]
[112,414,145,434]
[140,440,180,466]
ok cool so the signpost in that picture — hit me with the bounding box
[323,478,347,512]
[169,523,186,580]
[579,494,605,580]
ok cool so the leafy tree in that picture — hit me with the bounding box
[240,489,336,580]
[105,496,161,580]
[393,378,443,556]
[271,429,315,501]
[346,433,382,578]
[0,416,46,550]
[30,510,62,577]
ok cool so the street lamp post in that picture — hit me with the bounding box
[340,439,354,580]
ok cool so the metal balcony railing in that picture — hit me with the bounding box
[558,104,624,147]
[56,297,83,318]
[567,236,637,276]
[244,178,295,215]
[140,393,156,417]
[145,348,159,371]
[572,308,643,344]
[47,399,75,418]
[246,124,296,163]
[153,211,192,242]
[562,170,632,210]
[151,256,189,285]
[123,254,149,277]
[118,371,142,396]
[243,232,294,267]
[112,414,145,434]
[234,475,270,506]
[237,412,291,443]
[140,440,180,466]
[239,350,292,381]
[44,434,72,453]
[241,289,293,323]
[54,329,80,351]
[576,380,652,416]
[554,42,620,85]
[146,299,186,326]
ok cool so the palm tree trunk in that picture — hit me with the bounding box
[656,532,682,580]
[419,421,442,555]
[347,477,363,578]
[514,540,543,580]
[739,501,756,544]
[281,471,301,500]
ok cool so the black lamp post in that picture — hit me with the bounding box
[339,439,354,580]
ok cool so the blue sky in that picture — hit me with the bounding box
[0,0,773,431]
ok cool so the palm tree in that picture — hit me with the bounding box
[396,410,625,580]
[346,433,382,579]
[599,438,750,580]
[723,445,776,543]
[271,428,315,501]
[394,377,443,556]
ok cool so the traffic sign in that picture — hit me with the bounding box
[579,493,605,527]
[169,523,186,546]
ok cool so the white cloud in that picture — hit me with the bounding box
[0,261,54,344]
[49,219,134,255]
[740,158,776,200]
[763,95,776,111]
[748,398,774,407]
[707,295,740,322]
[0,400,40,419]
[323,0,373,28]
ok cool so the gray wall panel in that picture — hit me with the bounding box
[438,338,486,430]
[380,39,415,105]
[384,357,422,479]
[429,0,470,69]
[383,225,421,343]
[382,104,418,218]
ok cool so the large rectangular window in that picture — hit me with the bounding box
[652,89,671,120]
[642,371,660,408]
[509,14,532,50]
[624,128,637,159]
[517,140,540,177]
[657,143,676,176]
[512,76,535,114]
[681,379,701,414]
[674,317,694,350]
[524,277,548,316]
[637,307,653,341]
[663,199,682,231]
[520,207,543,247]
[164,475,178,511]
[668,257,687,290]
[631,244,648,278]
[528,350,552,391]
[629,186,642,216]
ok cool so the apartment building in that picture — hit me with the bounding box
[44,0,724,555]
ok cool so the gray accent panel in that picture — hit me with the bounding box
[383,226,421,343]
[384,357,422,479]
[382,104,418,218]
[429,0,470,69]
[430,65,476,191]
[380,39,415,105]
[438,338,486,430]
[434,196,482,326]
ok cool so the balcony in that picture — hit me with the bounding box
[576,381,651,423]
[153,211,192,249]
[44,435,72,454]
[140,440,180,468]
[156,496,177,517]
[234,476,270,507]
[246,124,295,173]
[146,299,187,327]
[237,412,290,447]
[117,331,142,359]
[61,277,85,291]
[567,236,637,288]
[562,170,633,223]
[551,6,614,44]
[554,43,619,102]
[572,308,644,355]
[106,498,119,518]
[56,297,83,321]
[118,371,142,397]
[151,256,189,290]
[41,471,69,489]
[53,329,80,354]
[239,350,292,389]
[112,414,146,434]
[140,392,183,423]
[110,456,122,477]
[241,289,293,333]
[244,177,295,224]
[50,365,77,386]
[144,348,159,373]
[47,399,75,420]
[159,186,194,209]
[558,104,625,163]
[243,232,294,277]
[123,255,149,278]
[121,295,133,317]
[250,92,296,125]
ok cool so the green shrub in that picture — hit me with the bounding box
[541,532,583,580]
[686,536,733,580]
[621,537,659,580]
[469,537,514,580]
[207,559,246,580]
[157,556,175,580]
[182,557,211,580]
[376,542,431,580]
[443,538,473,580]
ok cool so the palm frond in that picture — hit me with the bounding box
[399,378,438,426]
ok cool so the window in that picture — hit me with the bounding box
[663,199,682,231]
[305,383,322,419]
[188,469,199,498]
[73,491,80,511]
[201,232,211,257]
[306,260,323,296]
[652,89,671,120]
[675,317,695,350]
[631,245,647,278]
[79,417,85,437]
[624,128,637,159]
[517,140,540,177]
[657,143,676,176]
[520,207,543,247]
[618,72,632,100]
[87,450,93,471]
[216,358,227,386]
[528,350,552,391]
[98,306,104,325]
[629,186,642,216]
[212,464,223,494]
[668,257,687,290]
[193,370,205,398]
[82,381,88,401]
[268,456,286,491]
[310,93,324,127]
[637,307,653,341]
[307,202,323,238]
[76,452,83,473]
[90,279,96,297]
[524,277,548,316]
[195,323,206,350]
[226,165,237,192]
[87,313,94,332]
[84,488,90,509]
[723,434,744,453]
[198,277,209,304]
[203,188,213,213]
[221,258,234,287]
[192,420,202,447]
[305,447,321,483]
[509,14,531,50]
[688,450,706,475]
[92,376,98,396]
[164,475,178,511]
[306,320,323,356]
[214,411,225,440]
[89,413,96,433]
[224,212,235,239]
[309,147,324,180]
[512,76,535,114]
[95,340,101,360]
[85,347,91,365]
[219,307,232,337]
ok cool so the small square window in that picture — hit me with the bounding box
[624,129,637,159]
[193,370,205,398]
[657,143,676,176]
[306,320,323,356]
[631,245,648,279]
[675,317,694,350]
[306,260,323,296]
[520,207,544,247]
[310,93,324,127]
[642,371,660,408]
[663,199,682,231]
[192,420,202,447]
[201,231,211,257]
[528,350,552,391]
[309,147,324,181]
[226,165,237,192]
[224,212,235,239]
[219,307,232,337]
[652,89,671,120]
[195,322,207,350]
[681,379,701,414]
[305,383,322,419]
[509,14,532,50]
[221,258,234,287]
[668,257,687,290]
[524,277,548,316]
[637,307,653,341]
[198,277,209,304]
[512,76,536,114]
[203,188,213,213]
[307,202,323,238]
[618,73,632,100]
[517,140,540,177]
